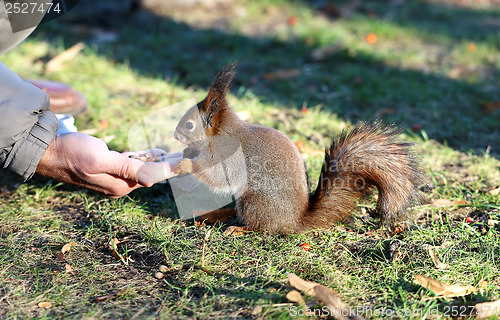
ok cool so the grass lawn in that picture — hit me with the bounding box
[1,0,499,319]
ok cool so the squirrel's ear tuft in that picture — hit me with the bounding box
[210,62,236,96]
[200,63,236,114]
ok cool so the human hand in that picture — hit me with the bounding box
[36,133,183,197]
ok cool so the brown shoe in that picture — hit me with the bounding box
[28,79,88,116]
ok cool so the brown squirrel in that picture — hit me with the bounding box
[174,64,425,234]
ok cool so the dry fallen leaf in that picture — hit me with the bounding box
[429,199,470,207]
[58,242,77,261]
[108,238,133,262]
[467,42,476,52]
[300,243,311,251]
[296,145,324,157]
[393,224,405,234]
[478,280,488,289]
[287,273,319,296]
[263,69,301,81]
[61,242,77,254]
[414,275,477,298]
[251,305,263,315]
[95,285,130,302]
[224,226,250,236]
[46,42,85,74]
[310,43,343,61]
[288,16,298,26]
[475,299,500,319]
[480,101,500,113]
[489,187,500,196]
[109,238,120,252]
[428,248,450,270]
[374,108,396,119]
[366,33,377,44]
[286,290,307,307]
[314,285,366,320]
[447,66,464,79]
[99,120,109,129]
[38,301,52,308]
[288,274,365,320]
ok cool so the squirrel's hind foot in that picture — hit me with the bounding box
[224,226,251,236]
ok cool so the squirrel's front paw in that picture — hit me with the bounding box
[183,146,200,159]
[174,158,193,174]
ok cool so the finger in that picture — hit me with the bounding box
[108,183,143,198]
[105,153,152,184]
[155,153,183,162]
[122,149,171,158]
[78,172,143,198]
[122,151,144,158]
[106,152,182,187]
[161,152,183,160]
[102,180,143,198]
[148,149,170,157]
[136,157,182,186]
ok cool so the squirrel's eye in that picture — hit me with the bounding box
[186,121,195,130]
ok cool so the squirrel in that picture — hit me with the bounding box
[173,63,425,234]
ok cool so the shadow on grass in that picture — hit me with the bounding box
[27,1,499,156]
[312,0,500,43]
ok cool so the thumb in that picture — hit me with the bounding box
[103,154,152,187]
[107,152,181,187]
[137,160,181,186]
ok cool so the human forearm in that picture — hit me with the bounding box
[0,61,58,181]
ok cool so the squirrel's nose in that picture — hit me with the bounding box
[174,131,185,143]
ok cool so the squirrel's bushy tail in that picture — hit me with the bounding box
[302,122,424,230]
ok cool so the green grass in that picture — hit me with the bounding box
[1,0,500,319]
